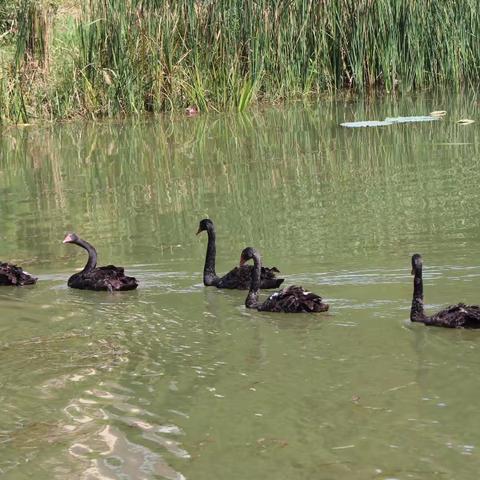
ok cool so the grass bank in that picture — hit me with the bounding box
[1,0,479,124]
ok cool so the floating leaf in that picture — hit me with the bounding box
[341,115,439,128]
[385,116,439,124]
[340,120,394,128]
[456,119,475,125]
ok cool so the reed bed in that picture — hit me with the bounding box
[1,0,479,123]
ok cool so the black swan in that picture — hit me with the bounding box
[63,233,138,291]
[240,247,329,313]
[410,253,480,328]
[0,262,37,286]
[196,219,284,289]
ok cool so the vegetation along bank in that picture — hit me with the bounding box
[0,0,479,124]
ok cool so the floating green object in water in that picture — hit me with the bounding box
[385,116,439,124]
[341,115,439,128]
[340,120,394,128]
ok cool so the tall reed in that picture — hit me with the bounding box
[1,0,480,123]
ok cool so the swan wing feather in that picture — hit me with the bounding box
[0,262,37,286]
[68,265,137,291]
[428,303,480,328]
[217,265,283,290]
[259,285,329,313]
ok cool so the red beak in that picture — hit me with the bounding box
[239,256,245,267]
[196,227,202,235]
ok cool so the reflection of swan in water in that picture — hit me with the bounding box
[240,247,329,313]
[197,219,284,289]
[410,254,480,328]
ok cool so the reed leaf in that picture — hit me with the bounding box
[0,0,480,123]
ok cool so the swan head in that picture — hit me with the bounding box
[196,218,214,235]
[411,253,423,275]
[240,247,259,266]
[63,232,79,244]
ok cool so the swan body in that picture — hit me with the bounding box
[197,219,284,289]
[0,262,37,286]
[240,247,329,313]
[410,253,480,328]
[63,233,138,291]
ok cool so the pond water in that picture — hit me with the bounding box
[1,93,480,479]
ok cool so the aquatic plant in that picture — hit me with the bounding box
[1,0,480,123]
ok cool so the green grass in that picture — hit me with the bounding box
[1,0,480,124]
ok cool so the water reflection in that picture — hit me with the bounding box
[2,93,480,270]
[2,93,480,479]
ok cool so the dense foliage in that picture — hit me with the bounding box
[0,0,19,38]
[1,0,479,123]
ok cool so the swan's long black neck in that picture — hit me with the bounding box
[203,224,219,286]
[246,252,261,309]
[411,265,427,323]
[74,238,97,273]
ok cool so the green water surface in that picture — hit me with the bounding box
[1,94,480,479]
